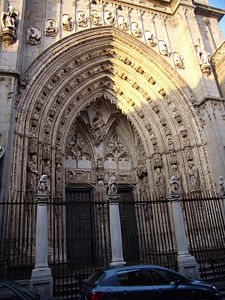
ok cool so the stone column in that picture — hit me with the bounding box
[30,175,53,297]
[107,194,126,267]
[106,175,125,267]
[168,176,200,279]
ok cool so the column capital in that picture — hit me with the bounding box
[106,194,122,203]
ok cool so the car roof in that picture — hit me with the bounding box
[99,264,182,276]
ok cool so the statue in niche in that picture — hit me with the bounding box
[27,154,38,191]
[131,22,143,37]
[171,164,182,191]
[37,175,48,195]
[1,2,18,45]
[196,40,211,76]
[218,176,225,197]
[90,10,102,26]
[159,40,170,56]
[97,180,106,201]
[139,182,148,201]
[197,46,210,65]
[91,111,106,146]
[104,10,115,26]
[118,15,129,31]
[152,153,162,169]
[43,159,51,176]
[107,175,118,195]
[185,147,193,161]
[188,161,200,192]
[56,162,63,197]
[173,52,184,69]
[27,26,41,45]
[145,31,156,47]
[45,19,57,36]
[155,167,166,198]
[77,11,88,27]
[62,14,73,31]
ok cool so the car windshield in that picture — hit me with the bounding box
[86,270,104,287]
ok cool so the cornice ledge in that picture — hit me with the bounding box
[193,1,225,20]
[194,96,225,107]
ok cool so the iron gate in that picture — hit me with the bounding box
[1,194,225,299]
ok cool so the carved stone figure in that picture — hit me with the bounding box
[145,31,156,47]
[218,176,225,197]
[37,175,48,195]
[56,162,63,197]
[27,26,41,45]
[131,22,143,37]
[91,111,106,146]
[188,161,200,192]
[62,14,73,31]
[118,15,129,31]
[159,40,170,56]
[152,153,162,169]
[45,19,57,36]
[1,2,18,45]
[155,167,166,197]
[196,43,211,76]
[77,11,88,27]
[107,175,118,195]
[104,10,115,26]
[173,52,184,69]
[27,154,38,191]
[170,176,180,196]
[90,10,102,26]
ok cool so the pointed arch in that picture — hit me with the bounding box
[12,26,214,200]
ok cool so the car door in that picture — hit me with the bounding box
[116,269,160,300]
[146,268,195,300]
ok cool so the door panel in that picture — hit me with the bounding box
[119,186,140,263]
[66,187,95,265]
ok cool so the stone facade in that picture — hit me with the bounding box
[0,0,225,201]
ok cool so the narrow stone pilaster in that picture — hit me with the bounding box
[30,176,53,297]
[106,194,126,267]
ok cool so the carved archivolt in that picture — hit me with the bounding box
[13,27,214,201]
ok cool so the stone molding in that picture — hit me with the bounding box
[12,27,214,199]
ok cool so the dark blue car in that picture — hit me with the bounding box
[82,264,221,300]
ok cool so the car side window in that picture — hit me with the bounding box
[117,270,149,286]
[147,269,186,285]
[0,286,20,300]
[147,269,170,285]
